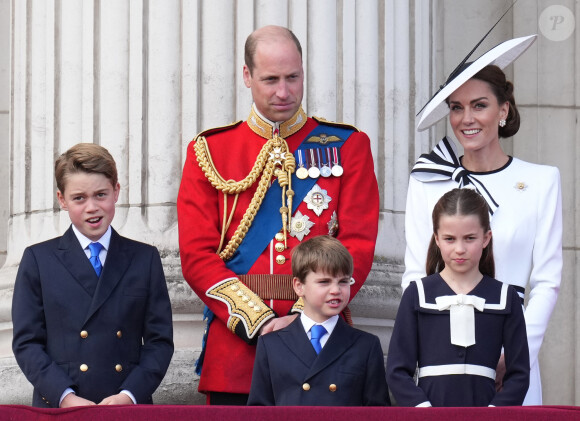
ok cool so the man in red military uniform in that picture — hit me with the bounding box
[177,25,379,405]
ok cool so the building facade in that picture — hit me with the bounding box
[0,0,577,405]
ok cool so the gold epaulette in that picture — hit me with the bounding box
[312,116,361,132]
[193,120,243,141]
[290,297,304,314]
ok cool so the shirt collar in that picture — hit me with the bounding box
[71,224,112,251]
[300,313,339,336]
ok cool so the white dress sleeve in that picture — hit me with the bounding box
[524,166,562,366]
[402,176,432,290]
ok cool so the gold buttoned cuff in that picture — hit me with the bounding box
[207,278,275,339]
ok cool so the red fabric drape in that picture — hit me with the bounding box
[1,405,579,420]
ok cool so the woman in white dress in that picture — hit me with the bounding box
[403,35,562,405]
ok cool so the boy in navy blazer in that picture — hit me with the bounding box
[12,143,174,407]
[247,236,390,406]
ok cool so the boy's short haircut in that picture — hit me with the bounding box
[55,143,118,193]
[291,235,353,283]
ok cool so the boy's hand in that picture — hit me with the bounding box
[60,393,96,408]
[98,393,135,405]
[260,314,298,335]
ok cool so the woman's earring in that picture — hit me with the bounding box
[499,119,506,127]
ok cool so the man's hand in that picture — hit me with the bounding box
[260,314,299,335]
[60,393,96,408]
[98,393,134,405]
[495,353,506,392]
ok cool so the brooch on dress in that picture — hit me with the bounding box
[514,181,527,192]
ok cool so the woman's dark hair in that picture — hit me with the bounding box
[426,188,495,277]
[472,64,520,138]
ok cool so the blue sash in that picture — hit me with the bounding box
[225,123,353,274]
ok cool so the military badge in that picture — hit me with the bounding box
[307,149,320,178]
[306,133,342,144]
[295,149,308,179]
[269,147,285,165]
[328,211,339,236]
[319,148,331,177]
[290,211,314,241]
[304,184,332,217]
[331,147,343,177]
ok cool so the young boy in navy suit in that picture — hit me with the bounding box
[12,143,174,407]
[247,236,390,406]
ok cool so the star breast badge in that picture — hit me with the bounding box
[289,211,314,241]
[304,184,332,216]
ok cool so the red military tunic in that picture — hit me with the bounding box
[177,106,379,395]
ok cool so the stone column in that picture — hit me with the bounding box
[0,0,415,405]
[512,0,578,405]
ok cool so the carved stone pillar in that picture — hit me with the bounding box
[0,0,416,404]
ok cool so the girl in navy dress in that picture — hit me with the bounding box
[387,188,529,407]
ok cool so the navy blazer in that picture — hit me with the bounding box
[247,317,390,406]
[12,226,174,407]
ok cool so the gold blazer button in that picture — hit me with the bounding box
[117,330,122,338]
[80,364,88,372]
[329,384,337,392]
[80,330,88,339]
[115,364,123,372]
[302,383,310,391]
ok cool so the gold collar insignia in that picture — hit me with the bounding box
[247,107,307,139]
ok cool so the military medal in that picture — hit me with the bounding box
[295,149,308,179]
[289,211,314,241]
[331,147,343,177]
[327,210,339,236]
[308,149,320,178]
[319,148,331,177]
[269,146,285,165]
[304,184,332,216]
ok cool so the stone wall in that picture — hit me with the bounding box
[0,0,578,405]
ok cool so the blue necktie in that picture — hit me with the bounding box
[88,242,103,277]
[310,324,327,354]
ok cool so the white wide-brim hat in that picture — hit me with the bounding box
[416,34,537,132]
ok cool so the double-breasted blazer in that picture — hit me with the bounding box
[247,317,390,406]
[12,226,174,407]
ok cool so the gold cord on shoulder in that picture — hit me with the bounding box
[195,134,296,261]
